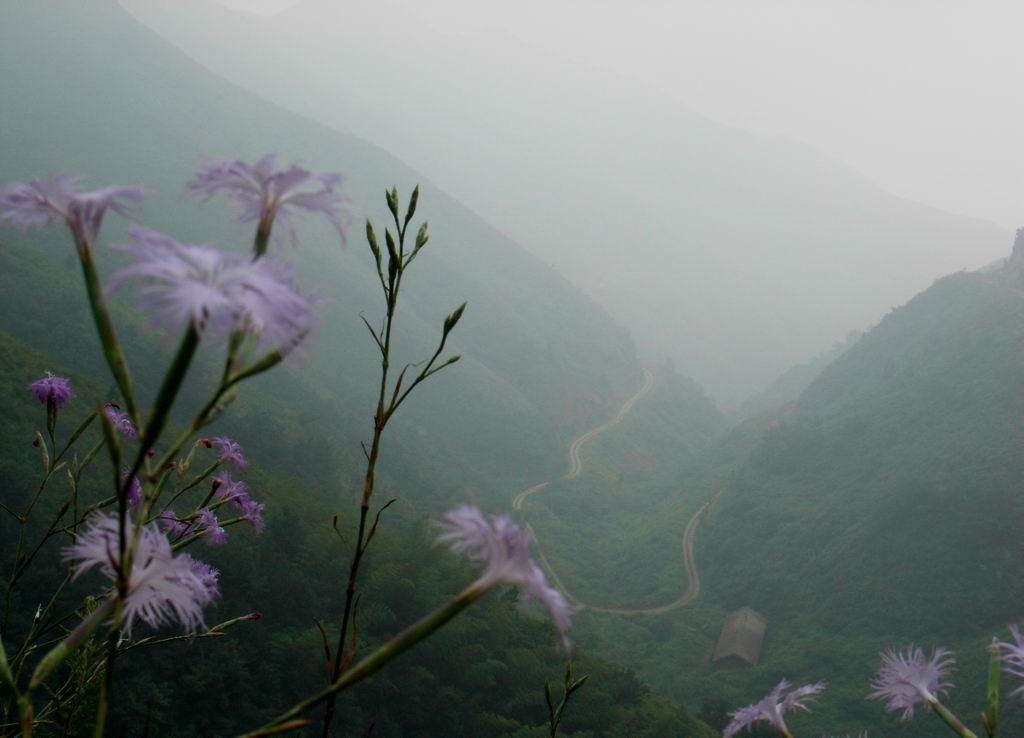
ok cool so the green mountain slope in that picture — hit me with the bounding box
[0,0,652,508]
[693,242,1024,734]
[729,331,862,425]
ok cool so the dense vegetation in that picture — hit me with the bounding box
[510,258,1024,737]
[685,265,1024,735]
[0,329,714,737]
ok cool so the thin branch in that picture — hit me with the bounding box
[312,619,333,681]
[339,595,362,673]
[362,499,397,554]
[358,315,385,356]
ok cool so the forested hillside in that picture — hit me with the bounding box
[0,2,721,735]
[691,245,1024,734]
[0,0,643,510]
[0,331,713,737]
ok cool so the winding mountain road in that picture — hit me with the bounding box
[564,369,654,480]
[512,482,549,512]
[514,369,714,615]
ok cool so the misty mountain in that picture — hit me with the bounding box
[0,0,682,507]
[694,236,1024,733]
[123,0,1010,405]
[729,330,862,424]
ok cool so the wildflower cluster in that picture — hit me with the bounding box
[158,438,264,548]
[0,155,342,734]
[0,158,578,738]
[723,629,1024,738]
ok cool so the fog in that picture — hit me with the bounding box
[124,0,1018,406]
[221,0,1024,230]
[391,0,1024,229]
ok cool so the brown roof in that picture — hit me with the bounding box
[713,607,767,666]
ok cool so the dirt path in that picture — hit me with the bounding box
[565,369,654,480]
[512,482,549,512]
[514,369,714,615]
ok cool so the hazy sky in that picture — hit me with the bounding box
[217,0,1022,229]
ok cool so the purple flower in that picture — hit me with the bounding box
[868,645,955,720]
[110,227,317,352]
[121,468,143,510]
[104,404,137,440]
[63,513,217,635]
[197,508,227,547]
[158,510,189,539]
[186,154,349,248]
[211,473,264,533]
[997,626,1024,697]
[210,436,246,469]
[183,555,221,602]
[27,372,73,408]
[0,175,142,242]
[436,506,571,650]
[213,472,250,506]
[239,497,265,534]
[723,680,826,738]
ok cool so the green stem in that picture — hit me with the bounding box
[117,324,200,575]
[55,412,98,467]
[72,233,138,426]
[157,461,221,516]
[88,317,205,738]
[0,631,15,694]
[151,381,232,479]
[12,572,75,668]
[253,213,273,259]
[932,699,979,738]
[322,219,405,737]
[77,439,105,476]
[57,496,117,537]
[137,325,201,457]
[983,639,1000,737]
[118,612,260,654]
[546,663,587,737]
[27,598,114,694]
[90,599,123,738]
[3,452,83,638]
[8,500,73,600]
[241,582,487,737]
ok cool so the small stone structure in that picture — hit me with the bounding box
[712,607,767,668]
